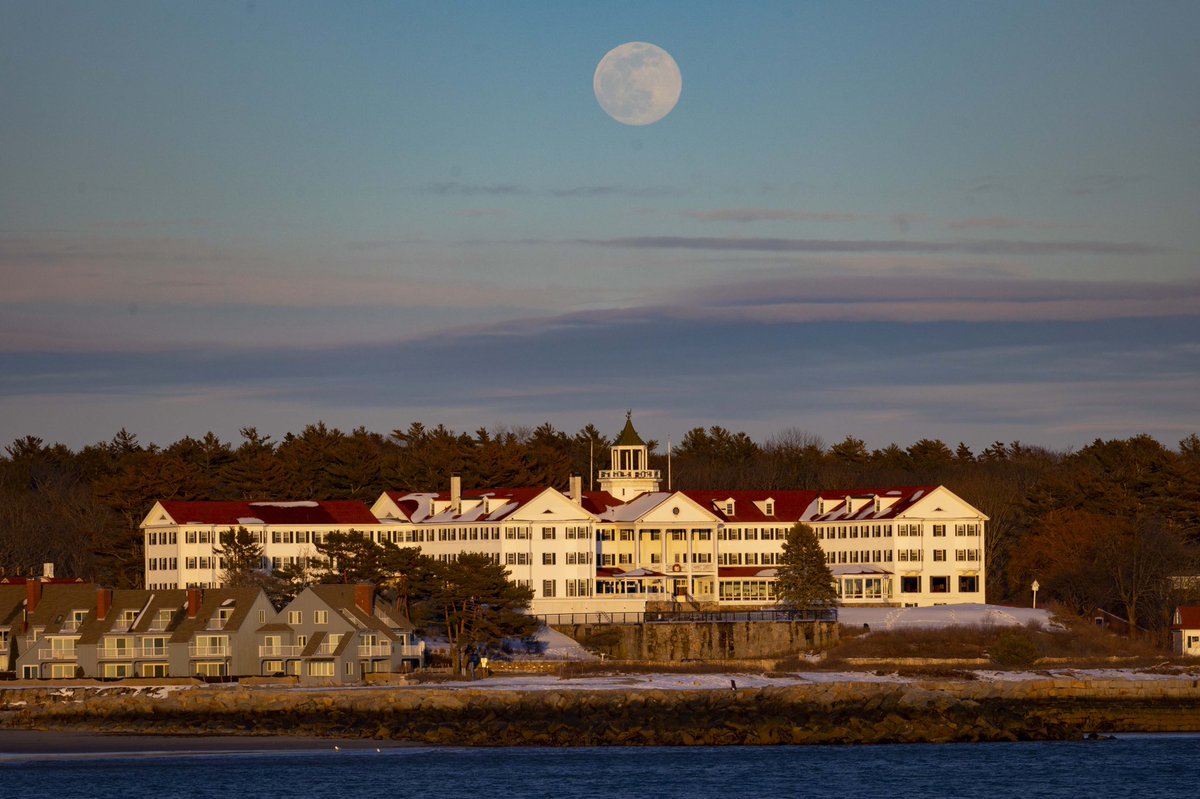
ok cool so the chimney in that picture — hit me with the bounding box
[187,588,202,619]
[354,584,374,617]
[450,474,462,512]
[25,579,43,614]
[96,588,113,620]
[570,475,582,505]
[42,562,55,579]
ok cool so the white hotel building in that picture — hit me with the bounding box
[142,419,987,613]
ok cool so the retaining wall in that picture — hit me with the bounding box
[552,620,838,660]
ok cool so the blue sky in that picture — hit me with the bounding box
[2,1,1197,451]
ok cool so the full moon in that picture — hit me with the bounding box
[593,42,682,126]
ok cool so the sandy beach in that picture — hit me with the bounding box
[0,729,406,756]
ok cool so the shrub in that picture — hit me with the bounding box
[989,630,1040,667]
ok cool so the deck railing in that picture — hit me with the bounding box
[536,607,838,626]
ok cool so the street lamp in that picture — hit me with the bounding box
[1031,579,1040,609]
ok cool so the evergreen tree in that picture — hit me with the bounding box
[214,526,267,588]
[419,553,536,675]
[776,523,837,608]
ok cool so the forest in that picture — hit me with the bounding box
[2,421,1198,639]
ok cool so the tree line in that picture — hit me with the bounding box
[2,422,1198,638]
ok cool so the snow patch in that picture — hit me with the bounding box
[838,603,1057,631]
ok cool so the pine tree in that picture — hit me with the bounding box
[419,553,536,675]
[776,522,837,608]
[214,526,266,587]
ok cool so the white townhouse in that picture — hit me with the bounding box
[141,418,988,613]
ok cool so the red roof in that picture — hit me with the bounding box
[383,487,618,523]
[681,490,817,523]
[1174,606,1200,630]
[156,500,378,526]
[681,486,940,524]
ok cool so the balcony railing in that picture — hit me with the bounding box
[396,644,423,658]
[313,643,340,656]
[98,647,136,659]
[259,645,304,658]
[356,644,392,657]
[188,645,229,657]
[37,649,78,661]
[598,469,661,480]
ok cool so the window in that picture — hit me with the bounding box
[542,580,556,598]
[542,527,556,539]
[930,576,950,593]
[103,663,132,678]
[315,611,328,625]
[933,550,946,561]
[287,611,302,625]
[258,609,267,623]
[142,636,168,656]
[901,576,921,593]
[956,549,979,562]
[958,575,979,593]
[542,552,556,565]
[345,661,355,675]
[932,524,946,537]
[307,661,334,677]
[764,501,774,516]
[619,529,634,541]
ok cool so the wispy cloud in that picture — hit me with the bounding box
[550,185,682,198]
[946,217,1023,230]
[681,208,861,223]
[664,275,1200,323]
[416,182,681,198]
[572,236,1166,256]
[419,182,526,196]
[448,208,512,217]
[1067,174,1138,196]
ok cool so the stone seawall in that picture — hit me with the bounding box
[3,677,1200,746]
[553,620,837,660]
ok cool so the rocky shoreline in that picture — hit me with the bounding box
[3,677,1200,746]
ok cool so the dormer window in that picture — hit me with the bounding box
[725,501,735,516]
[764,501,774,516]
[120,609,138,630]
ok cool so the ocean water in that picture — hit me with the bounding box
[3,735,1196,799]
